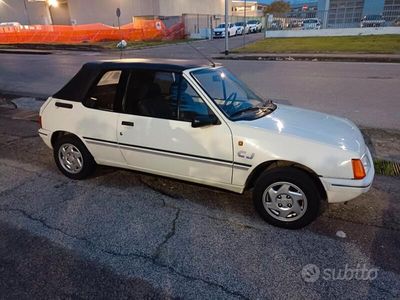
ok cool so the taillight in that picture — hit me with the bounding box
[352,159,366,179]
[38,115,42,128]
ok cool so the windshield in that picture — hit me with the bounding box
[365,15,383,20]
[304,19,318,23]
[247,20,257,24]
[235,22,244,26]
[191,67,276,120]
[217,23,226,28]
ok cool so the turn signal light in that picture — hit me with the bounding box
[38,116,42,128]
[352,159,366,179]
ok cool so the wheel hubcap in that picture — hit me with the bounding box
[58,143,83,174]
[262,182,307,222]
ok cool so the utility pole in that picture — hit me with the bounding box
[243,0,247,48]
[224,0,229,55]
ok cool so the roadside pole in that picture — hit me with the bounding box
[224,0,229,55]
[243,0,247,48]
[116,8,122,59]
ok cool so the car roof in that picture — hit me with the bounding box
[85,58,211,73]
[53,58,214,102]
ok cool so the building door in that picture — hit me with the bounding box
[49,0,71,25]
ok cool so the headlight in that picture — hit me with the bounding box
[352,152,370,180]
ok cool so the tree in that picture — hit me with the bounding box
[264,0,291,15]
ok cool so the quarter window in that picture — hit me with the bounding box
[86,70,122,111]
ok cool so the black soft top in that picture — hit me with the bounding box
[53,58,211,102]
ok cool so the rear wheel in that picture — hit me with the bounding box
[253,167,321,229]
[53,135,96,180]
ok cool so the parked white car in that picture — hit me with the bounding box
[39,59,374,229]
[235,21,248,35]
[247,20,262,33]
[302,18,321,30]
[213,23,237,38]
[0,22,22,28]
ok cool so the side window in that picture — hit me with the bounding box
[123,70,178,120]
[177,78,215,122]
[86,70,121,111]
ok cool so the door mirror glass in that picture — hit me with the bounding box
[191,115,219,128]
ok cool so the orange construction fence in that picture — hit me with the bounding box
[0,19,185,44]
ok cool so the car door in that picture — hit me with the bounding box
[117,69,233,184]
[78,69,127,166]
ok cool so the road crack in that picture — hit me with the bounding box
[0,206,249,299]
[153,209,180,260]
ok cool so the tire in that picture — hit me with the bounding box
[253,167,321,229]
[53,134,96,180]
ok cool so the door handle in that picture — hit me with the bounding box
[121,121,134,127]
[55,102,73,109]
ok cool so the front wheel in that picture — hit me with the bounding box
[253,167,321,229]
[54,135,96,180]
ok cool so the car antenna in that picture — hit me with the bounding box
[186,41,216,67]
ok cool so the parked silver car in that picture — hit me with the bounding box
[360,15,386,27]
[302,18,321,30]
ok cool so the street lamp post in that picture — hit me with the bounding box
[224,0,229,55]
[23,0,31,25]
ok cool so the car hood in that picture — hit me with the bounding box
[214,28,225,32]
[239,104,365,154]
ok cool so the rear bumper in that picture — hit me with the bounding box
[38,128,52,149]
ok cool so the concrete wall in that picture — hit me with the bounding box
[0,0,51,25]
[159,0,226,16]
[0,0,229,26]
[65,0,227,25]
[67,0,139,26]
[265,26,400,38]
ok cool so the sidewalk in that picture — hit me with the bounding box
[215,53,400,63]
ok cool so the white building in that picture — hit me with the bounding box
[0,0,229,26]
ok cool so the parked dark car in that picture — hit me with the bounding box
[360,15,386,27]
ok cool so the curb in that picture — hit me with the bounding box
[0,49,52,55]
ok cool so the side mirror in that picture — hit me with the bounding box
[86,97,98,108]
[191,115,219,128]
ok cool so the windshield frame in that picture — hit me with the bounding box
[189,66,276,121]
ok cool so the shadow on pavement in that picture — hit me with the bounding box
[0,221,171,299]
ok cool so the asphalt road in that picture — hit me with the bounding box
[0,33,399,129]
[0,102,400,298]
[0,35,400,298]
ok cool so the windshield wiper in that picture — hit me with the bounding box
[229,107,262,118]
[230,101,276,119]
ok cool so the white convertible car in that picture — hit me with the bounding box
[38,59,374,229]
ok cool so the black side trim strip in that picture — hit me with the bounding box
[83,136,252,168]
[55,102,73,109]
[38,132,48,136]
[331,183,371,189]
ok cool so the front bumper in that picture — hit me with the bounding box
[320,149,375,203]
